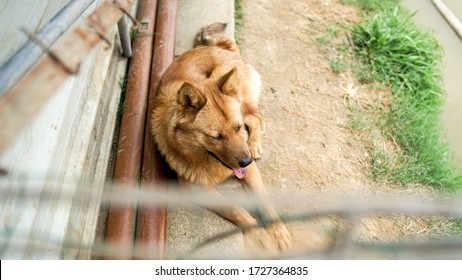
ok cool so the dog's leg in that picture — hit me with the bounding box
[242,162,292,251]
[244,113,263,159]
[202,189,279,253]
[177,176,279,252]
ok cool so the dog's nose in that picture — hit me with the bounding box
[238,156,253,167]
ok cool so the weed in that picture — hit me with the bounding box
[235,0,244,44]
[316,24,350,74]
[347,104,369,131]
[316,34,331,46]
[130,29,136,43]
[455,220,462,234]
[342,0,401,13]
[117,74,128,116]
[330,59,348,73]
[328,24,341,36]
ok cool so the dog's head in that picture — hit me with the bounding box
[175,67,252,178]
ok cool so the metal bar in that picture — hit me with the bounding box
[117,15,133,58]
[104,0,159,259]
[0,0,96,96]
[432,0,462,40]
[136,0,178,260]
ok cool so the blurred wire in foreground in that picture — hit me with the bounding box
[1,178,461,259]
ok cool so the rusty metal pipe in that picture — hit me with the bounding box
[105,0,158,259]
[136,0,178,260]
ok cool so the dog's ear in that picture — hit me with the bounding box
[178,82,205,110]
[217,66,238,96]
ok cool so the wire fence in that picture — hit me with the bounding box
[1,173,461,260]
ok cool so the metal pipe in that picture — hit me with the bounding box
[432,0,462,40]
[136,0,178,260]
[117,15,133,58]
[0,0,96,96]
[104,0,159,259]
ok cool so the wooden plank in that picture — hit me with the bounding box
[61,35,129,259]
[0,0,135,154]
[0,0,96,96]
[0,27,130,259]
[0,0,69,65]
[0,0,136,259]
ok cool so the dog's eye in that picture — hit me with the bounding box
[236,125,242,132]
[212,134,224,141]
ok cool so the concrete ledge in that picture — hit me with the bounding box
[175,0,235,56]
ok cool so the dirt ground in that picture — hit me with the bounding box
[238,0,456,252]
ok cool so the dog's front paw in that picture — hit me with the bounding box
[249,140,263,159]
[266,222,292,251]
[243,227,278,254]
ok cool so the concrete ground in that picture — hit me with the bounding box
[166,0,243,259]
[175,0,235,56]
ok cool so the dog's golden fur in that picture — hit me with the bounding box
[151,23,291,251]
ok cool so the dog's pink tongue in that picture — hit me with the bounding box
[233,167,249,179]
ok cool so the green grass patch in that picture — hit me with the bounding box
[349,7,462,190]
[235,0,244,44]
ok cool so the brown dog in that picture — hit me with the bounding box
[151,23,291,252]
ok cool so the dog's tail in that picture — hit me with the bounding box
[193,22,227,47]
[194,23,240,53]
